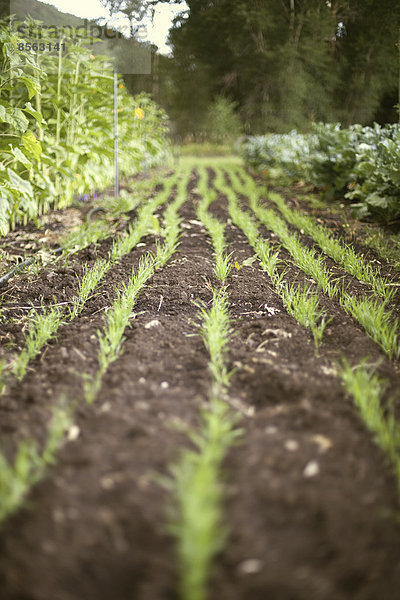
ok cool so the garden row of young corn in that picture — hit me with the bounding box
[165,181,240,600]
[224,167,400,360]
[0,175,179,396]
[0,169,192,525]
[211,167,329,350]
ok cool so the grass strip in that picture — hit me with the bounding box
[340,361,400,493]
[224,167,400,360]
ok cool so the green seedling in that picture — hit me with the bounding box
[69,259,109,320]
[223,166,400,361]
[341,294,400,360]
[13,306,64,381]
[0,405,72,523]
[167,285,241,600]
[340,360,400,493]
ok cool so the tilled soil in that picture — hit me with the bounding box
[0,166,399,600]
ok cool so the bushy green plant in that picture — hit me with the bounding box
[241,122,400,223]
[202,96,242,144]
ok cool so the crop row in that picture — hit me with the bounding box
[222,167,400,360]
[166,177,240,600]
[0,169,192,522]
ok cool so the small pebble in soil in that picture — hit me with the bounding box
[285,439,299,452]
[145,319,161,329]
[265,425,278,435]
[303,460,320,478]
[136,401,150,411]
[101,476,115,490]
[237,558,263,575]
[67,425,80,441]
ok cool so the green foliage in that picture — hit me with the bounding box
[159,0,400,135]
[202,97,242,145]
[224,165,400,359]
[268,190,392,301]
[242,123,400,223]
[13,306,64,380]
[340,294,400,360]
[68,259,110,320]
[0,19,170,235]
[197,166,232,283]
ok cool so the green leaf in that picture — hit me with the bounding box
[11,147,32,168]
[22,131,42,160]
[20,77,40,100]
[2,108,29,133]
[23,102,43,125]
[6,168,33,196]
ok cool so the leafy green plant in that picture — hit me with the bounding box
[241,122,400,222]
[0,19,171,234]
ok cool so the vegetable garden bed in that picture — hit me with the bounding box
[0,160,399,600]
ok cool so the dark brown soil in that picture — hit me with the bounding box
[0,165,399,600]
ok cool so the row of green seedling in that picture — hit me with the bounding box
[224,167,399,360]
[165,189,240,600]
[84,167,191,402]
[0,168,190,525]
[265,186,391,301]
[60,171,174,255]
[340,360,400,496]
[196,166,233,283]
[0,175,179,393]
[212,167,329,350]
